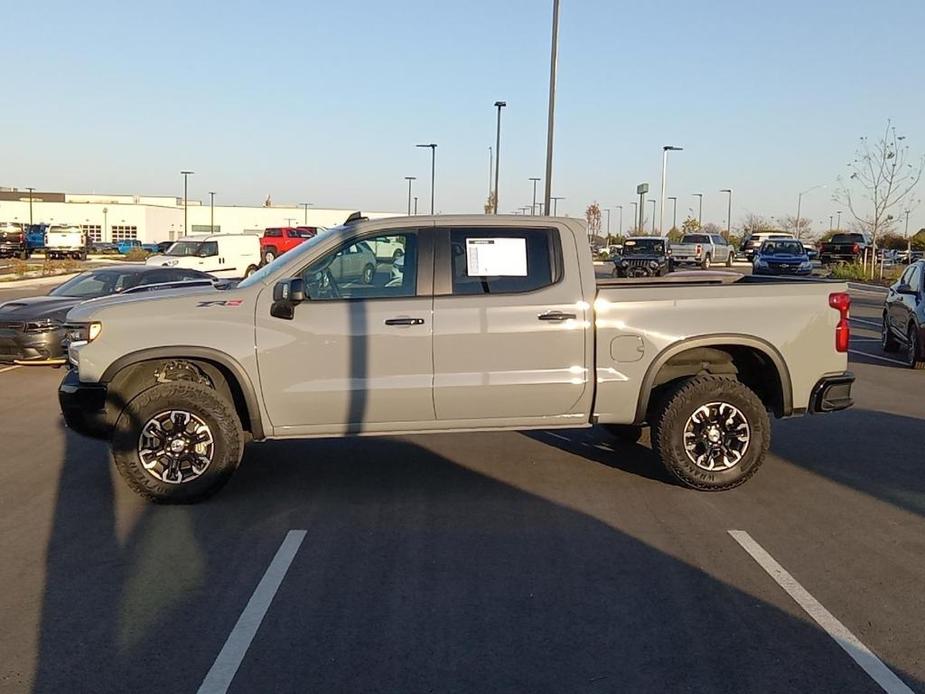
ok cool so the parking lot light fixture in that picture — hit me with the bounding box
[25,187,35,227]
[301,202,312,224]
[209,192,216,234]
[493,101,506,214]
[795,184,826,239]
[720,189,733,239]
[659,146,683,235]
[550,196,564,215]
[668,196,678,231]
[404,177,416,216]
[529,177,541,214]
[415,144,437,214]
[616,205,623,236]
[630,201,638,234]
[693,193,703,225]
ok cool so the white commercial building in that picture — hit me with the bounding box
[0,188,399,244]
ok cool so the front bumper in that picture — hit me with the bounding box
[58,369,111,439]
[809,372,854,413]
[0,328,66,364]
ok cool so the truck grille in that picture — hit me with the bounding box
[624,258,653,267]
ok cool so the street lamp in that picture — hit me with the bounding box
[25,187,35,228]
[720,189,733,239]
[605,208,611,237]
[301,202,312,224]
[415,144,437,214]
[616,205,623,236]
[102,207,108,243]
[550,196,564,215]
[493,101,506,214]
[543,0,560,214]
[692,193,703,225]
[659,145,683,235]
[630,202,638,234]
[413,196,418,215]
[795,184,826,239]
[836,210,842,231]
[829,215,834,232]
[209,192,216,234]
[404,177,416,216]
[180,170,194,234]
[529,177,541,215]
[905,209,912,257]
[667,196,678,231]
[648,199,656,234]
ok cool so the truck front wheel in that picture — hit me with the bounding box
[111,381,244,504]
[652,376,769,491]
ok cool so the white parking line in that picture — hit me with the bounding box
[0,365,21,374]
[729,530,913,694]
[198,530,308,694]
[848,349,908,366]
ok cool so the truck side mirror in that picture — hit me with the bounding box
[896,283,916,296]
[270,278,305,320]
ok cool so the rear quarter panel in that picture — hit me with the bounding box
[594,279,849,423]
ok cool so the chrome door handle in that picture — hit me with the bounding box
[538,311,576,321]
[385,317,424,326]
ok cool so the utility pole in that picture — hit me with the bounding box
[542,0,560,214]
[529,177,541,214]
[301,202,312,224]
[693,193,703,225]
[493,101,506,214]
[209,191,215,234]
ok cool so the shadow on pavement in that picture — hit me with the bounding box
[31,426,924,693]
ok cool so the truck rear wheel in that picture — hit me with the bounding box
[263,248,277,265]
[701,254,712,270]
[111,381,244,504]
[652,376,769,491]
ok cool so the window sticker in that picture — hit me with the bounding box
[465,237,527,276]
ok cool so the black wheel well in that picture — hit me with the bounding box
[108,358,254,437]
[644,344,786,421]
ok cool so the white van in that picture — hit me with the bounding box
[146,234,261,278]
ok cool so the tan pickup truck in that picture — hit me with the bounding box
[59,214,854,503]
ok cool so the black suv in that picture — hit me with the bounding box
[612,237,672,277]
[882,260,925,369]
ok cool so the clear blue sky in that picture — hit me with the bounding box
[4,0,924,234]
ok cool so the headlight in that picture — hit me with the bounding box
[649,260,659,268]
[800,260,812,269]
[620,259,629,267]
[23,319,63,333]
[754,258,767,267]
[64,321,102,345]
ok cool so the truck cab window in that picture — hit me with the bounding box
[448,228,559,295]
[300,233,417,300]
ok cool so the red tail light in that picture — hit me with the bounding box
[852,243,859,254]
[829,292,850,352]
[696,244,702,255]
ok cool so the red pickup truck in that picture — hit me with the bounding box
[260,226,319,265]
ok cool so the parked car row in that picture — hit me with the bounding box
[610,234,737,277]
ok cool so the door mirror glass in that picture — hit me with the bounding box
[271,278,306,319]
[896,283,916,295]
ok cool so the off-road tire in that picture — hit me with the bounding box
[652,376,770,491]
[112,381,244,504]
[881,313,900,353]
[907,325,925,370]
[602,424,643,444]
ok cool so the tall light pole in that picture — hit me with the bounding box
[550,196,564,215]
[529,177,541,214]
[795,184,826,239]
[659,145,683,235]
[605,208,611,237]
[404,177,416,215]
[209,191,216,234]
[693,193,703,225]
[905,209,912,257]
[543,0,560,214]
[25,187,35,228]
[836,210,842,231]
[488,146,493,201]
[493,101,506,214]
[416,144,437,214]
[180,170,194,234]
[720,189,733,239]
[301,202,312,224]
[668,196,678,231]
[413,197,418,215]
[616,205,623,236]
[829,215,834,232]
[648,199,656,234]
[102,207,108,243]
[630,202,638,234]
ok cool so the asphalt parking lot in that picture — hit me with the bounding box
[0,277,923,693]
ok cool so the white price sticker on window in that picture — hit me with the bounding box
[465,237,527,276]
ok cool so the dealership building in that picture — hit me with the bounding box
[0,188,398,244]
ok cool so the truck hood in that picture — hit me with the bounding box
[65,284,239,322]
[0,295,82,322]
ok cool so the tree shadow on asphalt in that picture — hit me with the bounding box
[31,425,925,694]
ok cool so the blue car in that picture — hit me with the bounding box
[753,239,813,276]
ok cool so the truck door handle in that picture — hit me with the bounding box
[384,317,424,326]
[538,311,576,321]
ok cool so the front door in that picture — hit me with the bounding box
[431,226,590,425]
[256,229,434,434]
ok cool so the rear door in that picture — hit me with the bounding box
[431,225,590,425]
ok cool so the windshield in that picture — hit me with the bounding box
[48,226,82,235]
[166,241,218,257]
[236,228,339,289]
[50,270,144,298]
[830,233,864,244]
[681,234,709,244]
[622,239,665,255]
[761,241,805,255]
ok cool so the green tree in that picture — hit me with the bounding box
[585,202,602,238]
[681,216,701,233]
